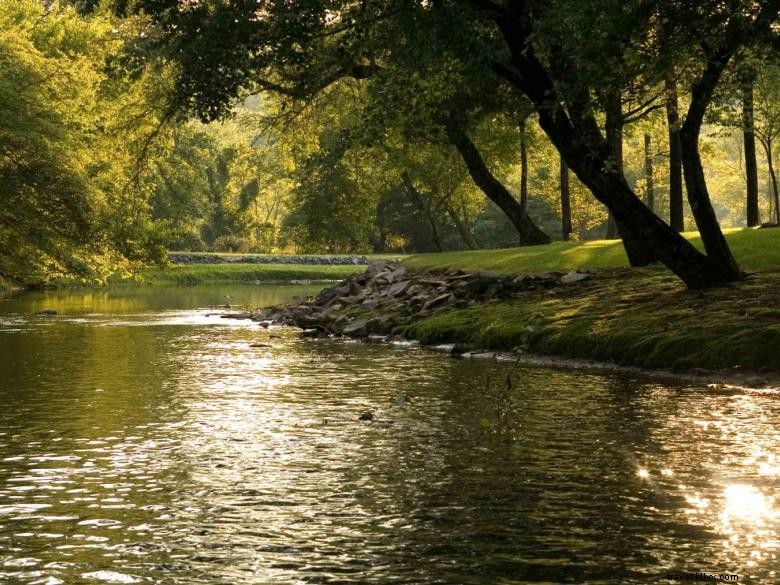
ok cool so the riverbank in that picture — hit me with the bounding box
[246,256,780,380]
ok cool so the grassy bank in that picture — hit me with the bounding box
[140,263,366,285]
[404,227,780,274]
[401,269,780,372]
[395,228,780,374]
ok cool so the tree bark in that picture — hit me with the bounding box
[603,91,658,266]
[665,69,685,232]
[560,154,572,241]
[743,78,760,227]
[519,116,529,210]
[604,91,622,240]
[760,139,780,224]
[679,51,743,281]
[446,125,551,245]
[400,172,443,252]
[644,133,655,212]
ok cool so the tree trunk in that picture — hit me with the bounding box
[604,91,657,266]
[665,69,685,232]
[519,116,529,210]
[604,92,622,240]
[679,52,743,281]
[760,139,780,224]
[400,172,443,252]
[490,61,732,286]
[743,78,760,227]
[644,133,655,212]
[447,204,479,249]
[446,125,551,245]
[560,154,572,241]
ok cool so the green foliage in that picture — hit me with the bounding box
[0,0,172,284]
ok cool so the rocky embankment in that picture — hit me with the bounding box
[169,253,372,265]
[245,261,592,340]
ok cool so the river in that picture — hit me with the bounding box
[0,284,778,583]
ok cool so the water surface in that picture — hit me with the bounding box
[0,285,778,583]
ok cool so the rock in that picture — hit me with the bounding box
[386,279,413,297]
[36,309,57,316]
[348,281,364,296]
[220,312,253,319]
[392,394,412,405]
[339,295,362,305]
[421,293,454,312]
[343,318,369,335]
[301,328,323,338]
[387,266,407,283]
[449,343,469,357]
[560,270,591,284]
[249,343,272,348]
[359,411,375,421]
[361,298,380,309]
[475,269,502,280]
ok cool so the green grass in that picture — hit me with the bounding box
[403,269,780,372]
[139,263,366,285]
[404,227,780,275]
[169,251,406,260]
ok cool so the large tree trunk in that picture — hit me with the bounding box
[560,154,572,241]
[679,53,743,281]
[400,172,443,252]
[644,133,655,212]
[743,78,760,227]
[604,91,658,266]
[519,116,529,210]
[665,69,685,232]
[446,125,551,245]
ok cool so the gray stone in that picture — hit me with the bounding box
[475,269,502,280]
[343,318,368,335]
[361,298,380,309]
[386,280,412,297]
[560,270,591,284]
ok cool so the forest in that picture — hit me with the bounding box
[1,0,778,289]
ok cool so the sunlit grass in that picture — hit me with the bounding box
[404,227,780,275]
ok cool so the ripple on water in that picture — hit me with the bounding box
[0,291,779,583]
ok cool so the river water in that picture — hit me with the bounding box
[0,284,778,584]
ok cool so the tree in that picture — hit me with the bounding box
[665,66,686,231]
[125,0,780,287]
[742,69,761,226]
[560,155,572,241]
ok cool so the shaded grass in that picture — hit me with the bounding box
[139,263,366,285]
[404,227,780,275]
[403,269,780,372]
